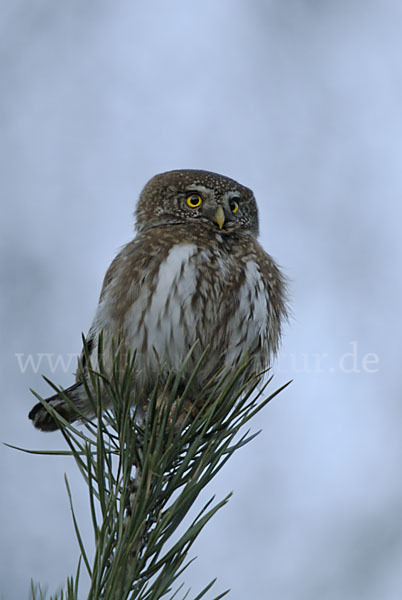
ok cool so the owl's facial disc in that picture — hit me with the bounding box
[135,170,259,237]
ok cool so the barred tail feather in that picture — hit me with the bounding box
[28,382,87,432]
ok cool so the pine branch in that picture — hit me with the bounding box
[23,339,290,600]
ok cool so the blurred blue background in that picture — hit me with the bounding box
[1,1,401,598]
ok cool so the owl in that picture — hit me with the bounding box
[29,169,287,431]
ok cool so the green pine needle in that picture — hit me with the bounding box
[17,337,290,599]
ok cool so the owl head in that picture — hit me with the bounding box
[135,169,259,237]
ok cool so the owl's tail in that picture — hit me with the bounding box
[28,382,89,432]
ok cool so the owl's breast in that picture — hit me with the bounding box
[94,237,274,389]
[122,243,207,372]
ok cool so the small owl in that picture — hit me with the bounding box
[29,169,287,431]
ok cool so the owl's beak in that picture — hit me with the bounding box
[215,206,225,229]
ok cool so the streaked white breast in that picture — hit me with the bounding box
[124,243,198,374]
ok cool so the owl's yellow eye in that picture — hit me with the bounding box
[186,193,203,208]
[230,200,239,213]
